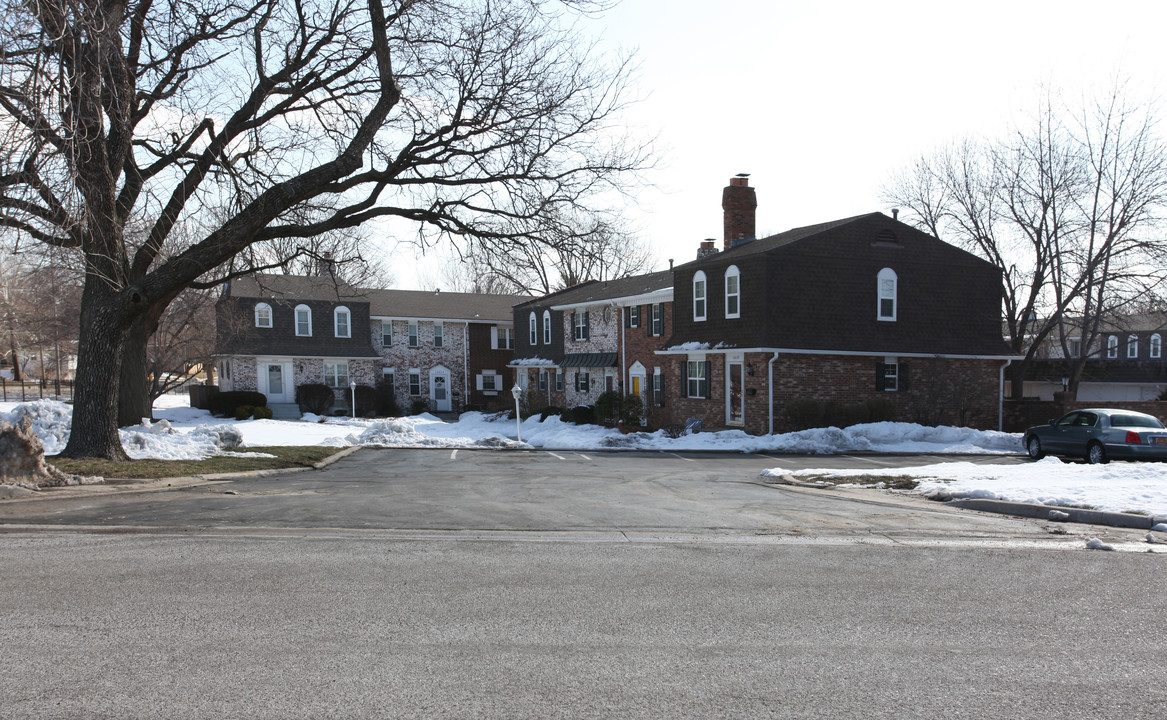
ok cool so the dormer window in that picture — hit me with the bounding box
[543,310,551,345]
[255,303,272,328]
[295,304,312,336]
[693,271,707,322]
[334,306,351,338]
[1151,334,1162,359]
[1107,335,1118,358]
[724,266,740,319]
[877,268,897,322]
[529,312,538,345]
[1127,334,1138,358]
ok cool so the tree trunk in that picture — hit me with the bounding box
[61,283,132,461]
[118,308,163,428]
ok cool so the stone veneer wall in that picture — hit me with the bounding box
[376,319,469,411]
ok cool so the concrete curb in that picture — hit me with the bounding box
[944,498,1167,530]
[2,446,364,502]
[765,473,1167,530]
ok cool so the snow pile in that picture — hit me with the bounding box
[777,457,1167,518]
[0,400,74,455]
[350,416,526,449]
[119,419,244,461]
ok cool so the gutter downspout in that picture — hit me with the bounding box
[768,352,780,435]
[620,307,627,396]
[998,359,1013,432]
[463,324,469,412]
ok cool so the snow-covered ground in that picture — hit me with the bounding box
[2,395,1165,517]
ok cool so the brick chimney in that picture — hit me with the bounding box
[722,174,756,250]
[697,239,719,260]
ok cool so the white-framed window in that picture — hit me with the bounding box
[629,305,641,328]
[555,371,564,391]
[573,311,589,341]
[693,271,707,321]
[476,370,499,392]
[877,268,897,321]
[408,322,419,347]
[1127,334,1138,358]
[879,362,898,391]
[1107,335,1118,358]
[434,322,443,348]
[1069,338,1082,357]
[254,303,273,328]
[1151,334,1162,359]
[491,326,515,350]
[382,367,395,391]
[408,370,421,396]
[334,306,351,338]
[538,371,548,391]
[724,266,740,319]
[323,361,349,388]
[529,312,538,345]
[651,303,663,337]
[685,360,708,398]
[295,304,312,336]
[575,371,590,392]
[382,320,392,347]
[543,310,551,345]
[653,367,663,407]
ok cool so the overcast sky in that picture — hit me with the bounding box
[402,0,1165,288]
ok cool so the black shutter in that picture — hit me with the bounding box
[899,364,910,392]
[570,312,577,341]
[682,362,690,397]
[644,305,650,336]
[624,307,631,328]
[703,361,711,398]
[875,362,886,391]
[584,311,591,340]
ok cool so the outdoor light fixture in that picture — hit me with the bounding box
[511,383,523,443]
[350,380,357,418]
[746,364,755,377]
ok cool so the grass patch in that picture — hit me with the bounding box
[798,473,921,490]
[47,446,345,480]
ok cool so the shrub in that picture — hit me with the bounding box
[410,398,430,415]
[661,423,687,439]
[561,405,596,426]
[252,406,274,420]
[234,405,255,421]
[539,406,565,422]
[375,377,400,417]
[350,385,378,417]
[296,383,335,416]
[620,394,643,425]
[207,391,267,418]
[593,391,621,424]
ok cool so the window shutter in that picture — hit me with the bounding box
[682,363,690,397]
[584,311,591,340]
[476,375,484,391]
[875,363,886,391]
[624,307,631,328]
[490,327,498,349]
[644,305,650,336]
[703,361,711,398]
[899,364,911,392]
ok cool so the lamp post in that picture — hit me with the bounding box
[350,380,357,418]
[511,383,523,443]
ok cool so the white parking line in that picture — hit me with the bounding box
[667,452,695,462]
[578,454,592,461]
[547,452,566,460]
[450,450,458,460]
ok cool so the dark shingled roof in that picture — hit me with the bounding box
[673,214,874,271]
[545,270,674,307]
[560,352,618,368]
[226,274,529,322]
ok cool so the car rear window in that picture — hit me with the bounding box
[1110,414,1166,429]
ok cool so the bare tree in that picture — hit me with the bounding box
[0,0,648,458]
[883,83,1167,399]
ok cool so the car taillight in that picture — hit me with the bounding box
[1126,431,1141,444]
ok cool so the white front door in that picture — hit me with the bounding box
[430,366,452,412]
[260,361,292,403]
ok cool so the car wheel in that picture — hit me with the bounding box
[1026,436,1044,460]
[1087,442,1108,465]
